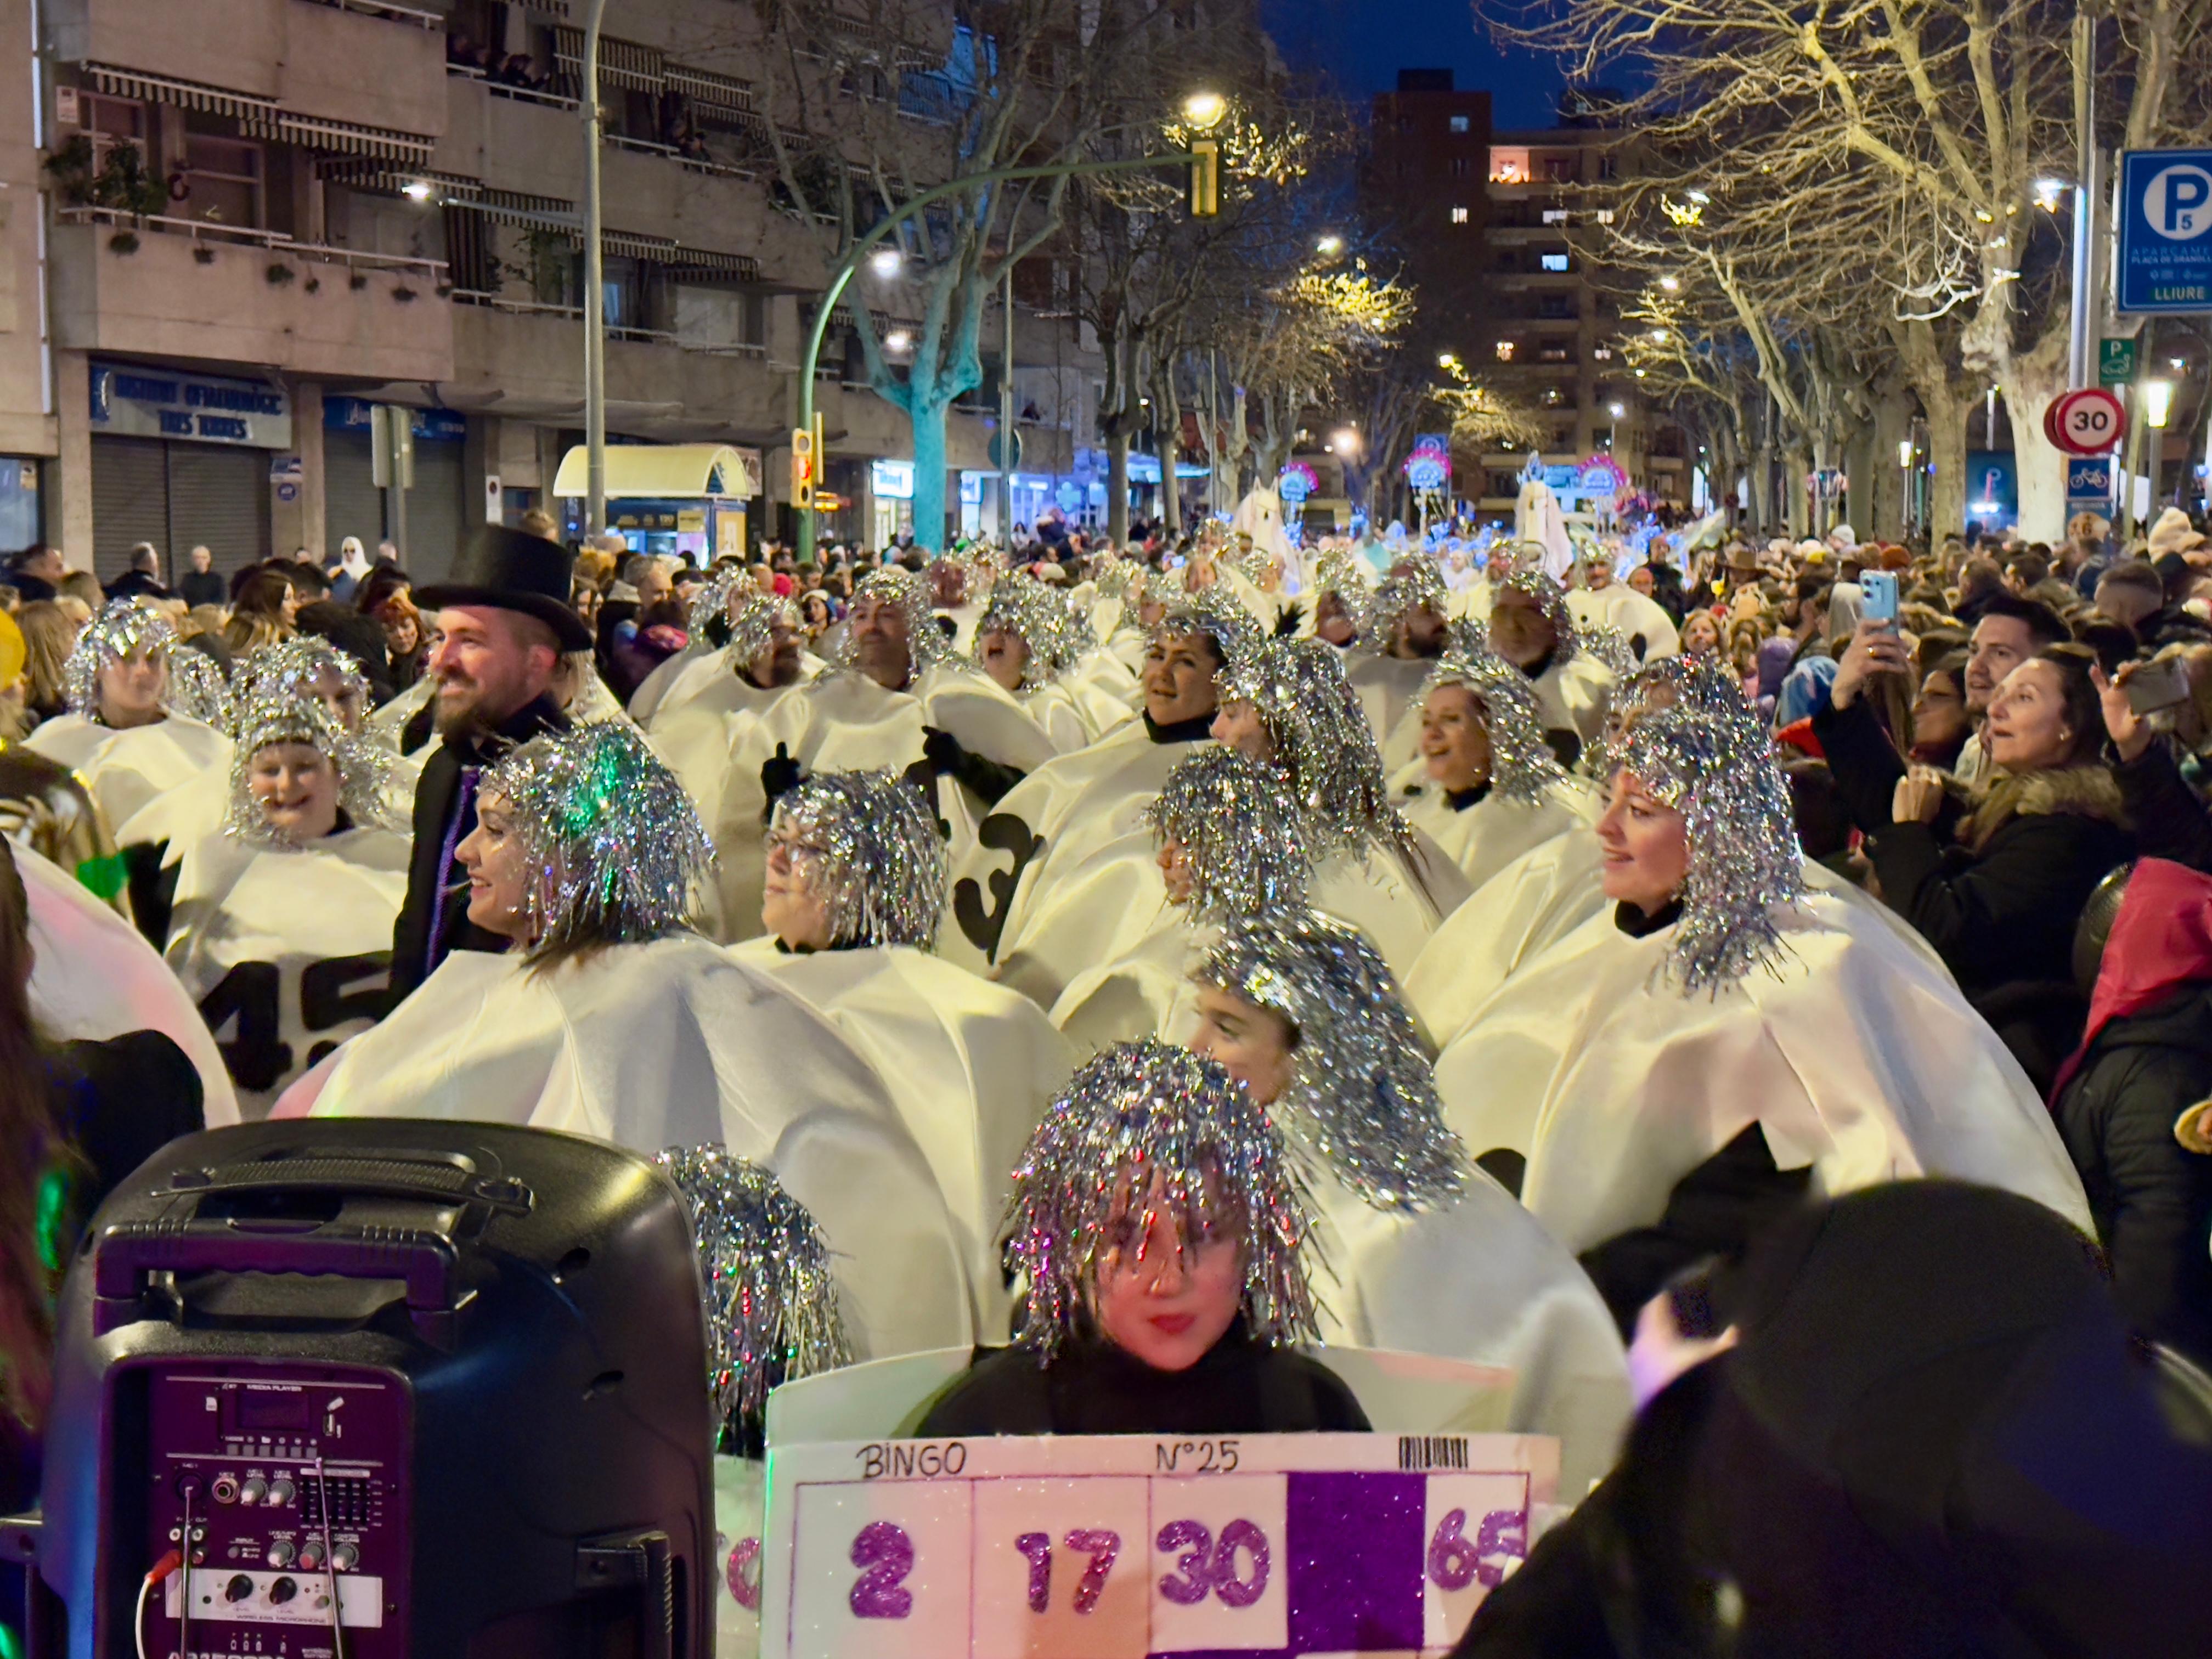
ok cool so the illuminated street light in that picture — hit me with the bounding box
[1685,189,1710,204]
[2033,178,2068,211]
[1183,91,1227,131]
[885,329,913,352]
[1317,234,1345,257]
[1437,351,1458,369]
[2147,380,2174,428]
[402,180,434,201]
[1333,426,1361,455]
[1898,438,1914,467]
[1609,402,1625,418]
[869,247,904,278]
[1659,275,1680,291]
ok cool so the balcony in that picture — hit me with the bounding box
[52,207,453,384]
[59,0,447,142]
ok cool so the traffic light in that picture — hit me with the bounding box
[1188,138,1219,218]
[791,421,817,511]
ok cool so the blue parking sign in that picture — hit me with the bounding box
[2120,150,2212,313]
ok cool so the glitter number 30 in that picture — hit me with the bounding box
[1154,1519,1271,1607]
[848,1521,915,1619]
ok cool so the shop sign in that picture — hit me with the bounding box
[872,459,916,500]
[91,361,292,448]
[324,397,467,443]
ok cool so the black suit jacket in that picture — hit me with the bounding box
[386,691,569,1006]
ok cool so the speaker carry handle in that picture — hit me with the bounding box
[92,1221,467,1347]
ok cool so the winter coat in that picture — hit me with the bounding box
[1814,695,2134,1088]
[2053,981,2212,1367]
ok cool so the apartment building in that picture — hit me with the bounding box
[1477,111,1690,518]
[12,0,1098,582]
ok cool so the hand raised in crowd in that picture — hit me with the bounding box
[2090,662,2154,765]
[1830,616,1912,710]
[1891,763,1947,825]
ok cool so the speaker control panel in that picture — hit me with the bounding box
[140,1361,411,1658]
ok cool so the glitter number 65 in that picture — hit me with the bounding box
[1427,1508,1527,1592]
[1154,1519,1271,1607]
[848,1521,915,1619]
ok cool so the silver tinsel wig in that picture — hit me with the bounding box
[481,720,714,958]
[1610,706,1804,995]
[1218,637,1413,861]
[1311,545,1374,635]
[1005,1038,1322,1361]
[225,684,397,848]
[232,636,372,729]
[1579,621,1637,678]
[1151,590,1260,666]
[1365,561,1449,647]
[1600,652,1762,775]
[64,600,178,716]
[1196,910,1469,1212]
[685,565,742,636]
[836,566,957,674]
[1147,746,1313,921]
[973,569,1073,692]
[1489,568,1582,664]
[721,587,797,675]
[1418,647,1568,805]
[766,769,945,949]
[653,1144,851,1445]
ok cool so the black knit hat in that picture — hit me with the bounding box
[414,527,592,651]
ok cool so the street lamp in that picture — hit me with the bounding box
[1898,438,1915,535]
[1437,351,1458,369]
[2147,379,2174,428]
[1333,426,1361,457]
[1608,401,1624,450]
[1183,91,1227,131]
[869,247,904,278]
[1316,234,1345,257]
[1658,275,1679,291]
[401,179,433,202]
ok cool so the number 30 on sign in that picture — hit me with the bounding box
[2046,388,2129,458]
[764,1432,1559,1659]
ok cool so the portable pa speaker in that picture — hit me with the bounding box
[2,1120,714,1659]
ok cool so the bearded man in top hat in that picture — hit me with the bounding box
[386,527,591,1003]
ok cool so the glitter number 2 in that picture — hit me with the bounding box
[848,1521,915,1619]
[1013,1528,1122,1615]
[1154,1519,1271,1607]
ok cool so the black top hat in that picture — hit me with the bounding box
[414,527,592,651]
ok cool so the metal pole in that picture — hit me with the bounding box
[2067,5,2097,390]
[1000,261,1014,543]
[582,0,609,540]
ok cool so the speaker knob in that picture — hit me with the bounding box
[267,1539,296,1568]
[224,1575,255,1603]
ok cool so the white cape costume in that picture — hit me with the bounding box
[16,840,239,1124]
[1566,585,1680,662]
[1345,654,1435,760]
[1434,891,2094,1255]
[27,713,231,836]
[164,827,411,1116]
[302,936,974,1359]
[1306,1169,1630,1496]
[731,938,1075,1336]
[1401,777,1601,896]
[115,752,420,870]
[1526,656,1615,758]
[938,718,1211,989]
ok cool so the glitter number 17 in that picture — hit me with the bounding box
[1013,1528,1123,1615]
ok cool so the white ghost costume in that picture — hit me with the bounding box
[17,840,240,1125]
[292,938,974,1361]
[1400,775,1602,895]
[1567,583,1680,662]
[731,936,1074,1336]
[163,827,411,1116]
[26,713,232,838]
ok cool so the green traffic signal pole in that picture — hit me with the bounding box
[795,150,1205,562]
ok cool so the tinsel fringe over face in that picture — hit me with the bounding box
[1610,706,1805,995]
[1416,647,1567,806]
[223,684,398,849]
[836,566,956,674]
[765,770,945,949]
[1196,910,1470,1214]
[654,1144,850,1440]
[480,721,715,958]
[1147,746,1313,923]
[1217,639,1410,862]
[64,599,177,715]
[1003,1039,1323,1363]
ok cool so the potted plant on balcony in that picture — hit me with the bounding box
[46,136,168,253]
[267,262,296,286]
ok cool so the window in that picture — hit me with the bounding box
[1449,115,1470,133]
[180,136,263,229]
[1537,346,1572,363]
[1593,346,1615,361]
[1595,208,1616,224]
[1450,205,1470,224]
[1494,340,1516,361]
[1545,155,1575,183]
[1537,294,1577,319]
[1541,208,1571,224]
[80,93,148,175]
[1449,157,1470,179]
[1539,252,1570,273]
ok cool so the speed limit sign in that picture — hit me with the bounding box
[2047,388,2128,456]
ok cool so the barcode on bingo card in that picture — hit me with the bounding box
[1396,1435,1470,1471]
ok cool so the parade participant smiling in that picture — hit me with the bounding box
[915,1039,1368,1437]
[1483,566,1617,764]
[291,721,977,1362]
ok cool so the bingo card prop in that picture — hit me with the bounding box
[761,1431,1558,1659]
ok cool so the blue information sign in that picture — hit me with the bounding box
[2119,150,2212,313]
[2066,455,2112,510]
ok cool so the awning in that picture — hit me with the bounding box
[239,111,435,163]
[84,65,278,121]
[552,443,763,500]
[665,65,753,112]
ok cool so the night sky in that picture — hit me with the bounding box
[1262,0,1570,131]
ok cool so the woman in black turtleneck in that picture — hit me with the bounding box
[916,1040,1368,1439]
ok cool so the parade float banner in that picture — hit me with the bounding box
[759,1431,1560,1659]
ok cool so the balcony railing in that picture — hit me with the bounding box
[58,205,450,281]
[450,289,769,355]
[301,0,444,28]
[447,62,579,110]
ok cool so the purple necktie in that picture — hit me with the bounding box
[423,764,482,978]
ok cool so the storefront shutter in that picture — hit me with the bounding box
[89,436,171,582]
[323,428,386,560]
[166,443,272,579]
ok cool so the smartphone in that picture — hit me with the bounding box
[2126,657,2192,716]
[1860,569,1899,624]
